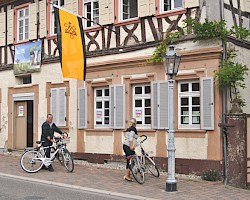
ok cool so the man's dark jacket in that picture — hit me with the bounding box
[41,121,63,146]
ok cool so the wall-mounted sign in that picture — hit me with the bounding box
[14,40,42,75]
[18,106,24,116]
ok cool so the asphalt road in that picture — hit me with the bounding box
[0,176,129,200]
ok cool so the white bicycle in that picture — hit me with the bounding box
[20,134,74,173]
[128,135,159,184]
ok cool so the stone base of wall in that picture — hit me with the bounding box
[73,152,223,176]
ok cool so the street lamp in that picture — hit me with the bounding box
[163,45,181,192]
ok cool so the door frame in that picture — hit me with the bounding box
[12,93,34,148]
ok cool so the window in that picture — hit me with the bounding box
[121,0,138,20]
[18,7,29,41]
[178,81,200,129]
[51,0,64,35]
[161,0,183,12]
[84,0,99,27]
[94,88,109,127]
[133,85,151,127]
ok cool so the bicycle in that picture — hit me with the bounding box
[128,135,159,184]
[20,133,74,173]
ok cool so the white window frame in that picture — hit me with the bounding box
[178,80,200,129]
[120,0,138,21]
[51,0,64,35]
[94,87,110,128]
[84,0,99,28]
[17,7,29,42]
[160,0,183,13]
[132,84,151,129]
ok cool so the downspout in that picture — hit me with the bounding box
[220,0,228,185]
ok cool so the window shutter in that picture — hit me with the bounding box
[245,0,250,12]
[64,0,73,12]
[114,84,125,129]
[72,0,78,15]
[39,0,47,38]
[109,85,114,128]
[158,81,169,129]
[201,77,214,130]
[51,88,58,125]
[184,0,199,8]
[7,9,14,45]
[0,12,6,46]
[99,0,114,25]
[78,88,87,128]
[29,3,37,40]
[58,87,66,126]
[151,82,158,129]
[151,81,169,129]
[138,0,155,18]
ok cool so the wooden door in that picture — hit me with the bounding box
[14,101,27,149]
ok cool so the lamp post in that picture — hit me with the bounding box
[163,45,181,192]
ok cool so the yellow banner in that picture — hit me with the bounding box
[56,8,86,80]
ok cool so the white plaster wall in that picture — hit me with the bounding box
[0,70,16,148]
[84,134,114,154]
[175,135,208,159]
[137,135,157,157]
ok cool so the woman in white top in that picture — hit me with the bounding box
[123,118,138,181]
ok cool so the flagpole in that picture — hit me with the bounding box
[51,3,116,33]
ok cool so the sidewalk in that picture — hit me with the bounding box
[0,153,249,200]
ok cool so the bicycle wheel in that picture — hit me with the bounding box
[56,151,64,166]
[62,149,74,172]
[129,156,145,184]
[144,156,160,177]
[20,150,43,173]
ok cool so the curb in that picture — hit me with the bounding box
[0,173,158,200]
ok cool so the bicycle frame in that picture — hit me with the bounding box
[29,144,66,167]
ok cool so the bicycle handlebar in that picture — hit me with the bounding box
[140,135,147,143]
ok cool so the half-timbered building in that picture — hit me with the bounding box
[0,0,249,177]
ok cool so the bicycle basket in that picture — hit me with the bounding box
[61,137,70,144]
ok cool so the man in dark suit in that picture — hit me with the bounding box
[41,114,65,171]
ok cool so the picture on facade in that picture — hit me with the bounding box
[14,40,42,75]
[18,106,24,117]
[135,107,142,121]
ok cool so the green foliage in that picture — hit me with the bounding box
[230,26,250,40]
[183,18,229,42]
[201,169,221,181]
[214,52,249,103]
[148,32,182,63]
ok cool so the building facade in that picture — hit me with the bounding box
[0,0,249,176]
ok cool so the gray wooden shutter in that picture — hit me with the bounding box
[7,9,14,44]
[109,85,114,128]
[151,81,169,129]
[65,0,73,12]
[110,84,125,129]
[114,84,125,129]
[58,87,66,126]
[29,3,37,40]
[78,88,87,128]
[138,0,155,18]
[151,82,158,129]
[72,0,78,15]
[201,77,214,130]
[39,0,47,38]
[51,88,58,125]
[158,81,169,129]
[99,0,114,25]
[0,12,6,46]
[184,0,199,8]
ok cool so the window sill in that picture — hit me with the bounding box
[175,129,207,138]
[47,35,57,40]
[86,128,113,132]
[84,26,102,33]
[156,8,186,18]
[14,40,30,45]
[115,18,140,27]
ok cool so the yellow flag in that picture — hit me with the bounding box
[54,7,86,80]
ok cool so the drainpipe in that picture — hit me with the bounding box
[220,0,228,185]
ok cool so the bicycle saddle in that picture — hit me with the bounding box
[36,141,45,144]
